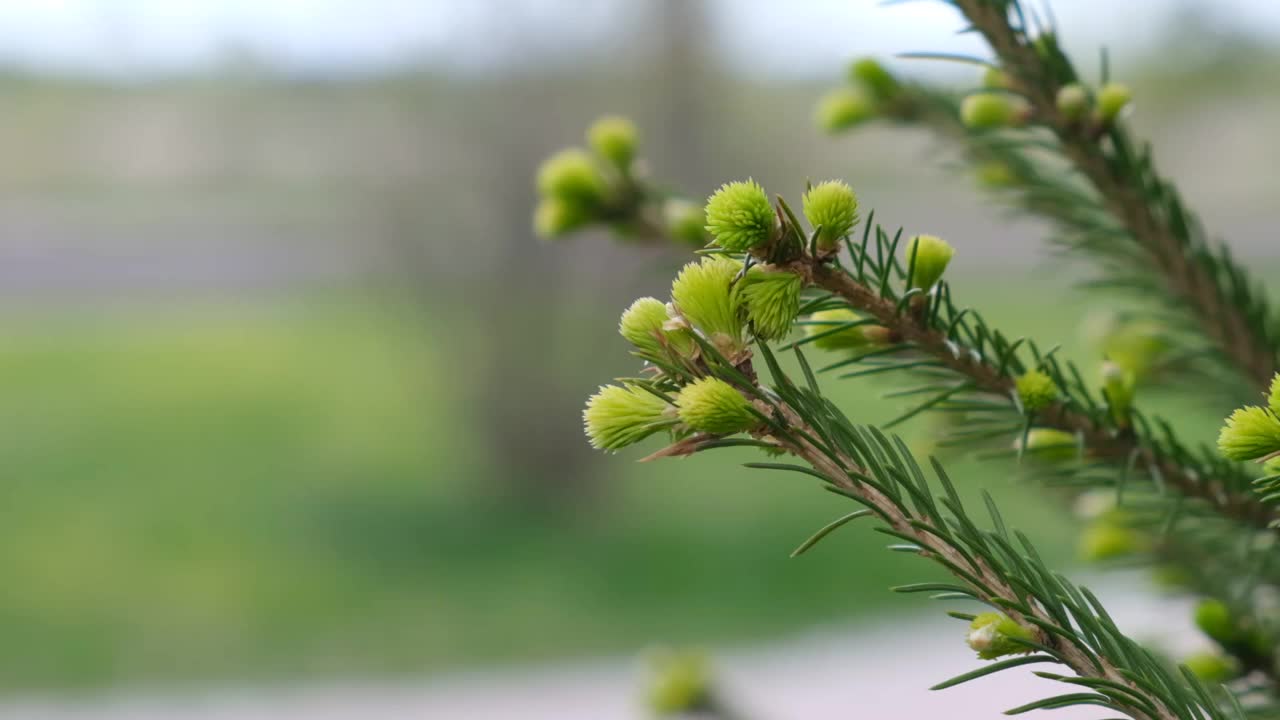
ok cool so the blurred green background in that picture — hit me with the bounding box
[0,0,1277,698]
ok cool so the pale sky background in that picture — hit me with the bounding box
[0,0,1274,76]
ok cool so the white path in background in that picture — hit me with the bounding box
[3,577,1203,720]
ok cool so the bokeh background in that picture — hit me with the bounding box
[1,1,1278,717]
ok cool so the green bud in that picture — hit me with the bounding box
[740,267,803,341]
[536,148,606,206]
[644,648,712,715]
[620,297,673,356]
[1056,83,1089,122]
[850,58,898,100]
[533,197,589,239]
[583,383,675,451]
[1015,428,1078,462]
[1078,522,1144,562]
[663,199,709,247]
[1101,360,1135,426]
[982,66,1013,90]
[1151,564,1194,591]
[1194,599,1238,645]
[586,115,638,171]
[976,161,1016,188]
[904,234,955,291]
[1097,82,1133,123]
[1217,406,1280,461]
[1086,315,1169,380]
[1269,373,1280,416]
[1182,652,1239,683]
[704,179,777,252]
[1015,370,1058,412]
[676,377,758,436]
[804,308,890,351]
[815,88,874,133]
[670,256,746,351]
[802,180,859,251]
[960,92,1016,130]
[967,612,1035,660]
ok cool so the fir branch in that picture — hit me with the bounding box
[946,0,1279,390]
[794,258,1273,529]
[668,347,1213,720]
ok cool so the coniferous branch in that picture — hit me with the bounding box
[934,0,1279,391]
[535,137,1272,531]
[586,276,1226,720]
[546,157,1280,693]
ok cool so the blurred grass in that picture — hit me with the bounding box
[0,273,1240,689]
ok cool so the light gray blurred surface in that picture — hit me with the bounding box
[5,577,1199,719]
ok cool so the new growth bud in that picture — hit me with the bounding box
[583,383,675,451]
[967,612,1035,660]
[850,58,898,101]
[1079,521,1145,562]
[704,179,777,252]
[644,648,713,716]
[982,66,1013,90]
[620,297,677,357]
[960,93,1017,130]
[804,308,890,351]
[676,377,758,436]
[536,148,606,206]
[815,88,874,133]
[1217,406,1280,462]
[1182,652,1239,683]
[976,161,1016,188]
[1101,360,1135,426]
[663,199,709,247]
[904,234,955,291]
[586,115,638,171]
[1055,83,1089,123]
[670,256,746,353]
[1096,83,1133,123]
[1015,370,1058,412]
[1194,599,1238,645]
[1016,428,1078,462]
[533,197,588,239]
[740,267,803,341]
[1269,373,1280,416]
[802,180,859,251]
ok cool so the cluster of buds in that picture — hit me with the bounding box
[533,115,708,246]
[814,57,908,134]
[1057,81,1133,132]
[583,177,959,454]
[703,177,861,261]
[1217,373,1280,463]
[956,63,1132,134]
[583,253,773,452]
